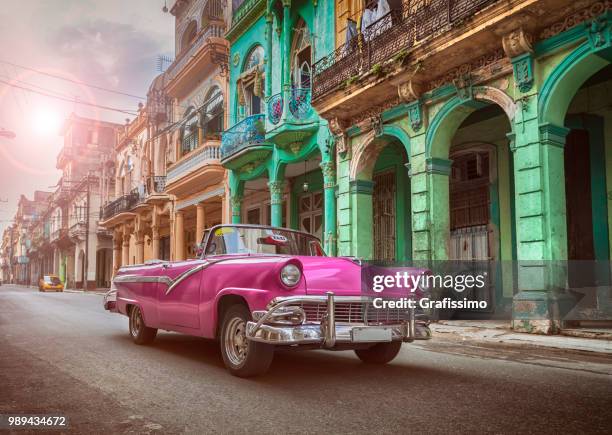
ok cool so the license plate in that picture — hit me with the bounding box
[351,327,393,343]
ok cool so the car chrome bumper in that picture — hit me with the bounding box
[246,292,432,346]
[103,289,118,312]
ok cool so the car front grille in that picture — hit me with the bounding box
[298,301,409,325]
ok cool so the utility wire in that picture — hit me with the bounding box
[0,79,139,116]
[0,59,146,100]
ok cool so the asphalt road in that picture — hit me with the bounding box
[1,285,611,434]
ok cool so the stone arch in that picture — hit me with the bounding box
[539,40,612,126]
[350,124,411,180]
[426,86,517,159]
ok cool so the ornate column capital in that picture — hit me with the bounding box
[398,79,424,103]
[320,160,336,189]
[267,180,285,205]
[230,195,243,217]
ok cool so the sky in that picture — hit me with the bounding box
[0,0,175,234]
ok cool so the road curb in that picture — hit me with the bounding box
[430,323,612,354]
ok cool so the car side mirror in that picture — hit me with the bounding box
[195,243,205,257]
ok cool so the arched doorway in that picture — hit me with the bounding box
[351,130,411,262]
[372,141,410,262]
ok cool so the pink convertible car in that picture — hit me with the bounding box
[104,224,432,377]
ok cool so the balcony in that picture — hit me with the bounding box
[265,87,318,148]
[56,146,73,169]
[312,0,500,102]
[220,114,272,170]
[100,191,140,223]
[50,228,68,244]
[227,0,265,41]
[147,176,167,195]
[165,144,224,197]
[68,221,86,241]
[165,21,228,98]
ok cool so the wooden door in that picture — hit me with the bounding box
[373,171,396,262]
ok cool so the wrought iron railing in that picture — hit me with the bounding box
[220,114,266,160]
[147,175,167,194]
[182,132,199,156]
[289,88,312,120]
[312,0,500,100]
[268,93,283,125]
[100,191,140,221]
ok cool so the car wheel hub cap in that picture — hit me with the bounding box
[225,317,248,366]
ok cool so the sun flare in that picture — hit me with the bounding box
[32,107,62,136]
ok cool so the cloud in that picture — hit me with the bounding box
[50,19,169,93]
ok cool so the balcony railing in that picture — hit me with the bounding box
[147,175,167,194]
[165,22,226,84]
[220,114,266,160]
[166,144,221,183]
[100,191,140,221]
[50,228,68,242]
[267,88,313,125]
[312,0,500,100]
[268,93,283,125]
[181,132,199,155]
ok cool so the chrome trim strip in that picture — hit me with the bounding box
[165,263,209,295]
[113,274,173,286]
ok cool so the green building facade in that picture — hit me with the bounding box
[223,0,612,333]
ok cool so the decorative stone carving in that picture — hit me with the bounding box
[329,117,349,156]
[453,74,473,101]
[586,15,611,50]
[428,49,506,91]
[512,53,534,93]
[539,1,612,40]
[406,100,423,132]
[502,28,533,59]
[398,80,423,103]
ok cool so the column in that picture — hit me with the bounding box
[230,196,242,224]
[112,234,121,275]
[135,231,145,264]
[268,180,285,227]
[151,205,160,260]
[349,180,374,259]
[265,11,273,98]
[281,0,291,121]
[175,210,185,261]
[121,232,130,266]
[510,116,570,334]
[320,160,337,256]
[196,203,206,243]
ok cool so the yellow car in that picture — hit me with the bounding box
[39,275,64,292]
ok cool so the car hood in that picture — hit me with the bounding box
[298,256,428,298]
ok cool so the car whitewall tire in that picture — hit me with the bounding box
[220,305,274,377]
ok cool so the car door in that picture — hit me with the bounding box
[157,262,203,330]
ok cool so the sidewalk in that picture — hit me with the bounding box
[431,320,612,354]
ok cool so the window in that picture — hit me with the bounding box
[239,45,265,116]
[181,108,200,156]
[202,87,224,139]
[292,21,312,89]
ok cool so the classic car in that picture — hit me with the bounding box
[39,275,64,292]
[104,224,432,377]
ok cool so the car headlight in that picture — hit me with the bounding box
[280,264,301,288]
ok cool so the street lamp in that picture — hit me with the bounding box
[0,128,16,139]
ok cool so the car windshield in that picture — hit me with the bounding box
[204,226,325,257]
[45,276,61,285]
